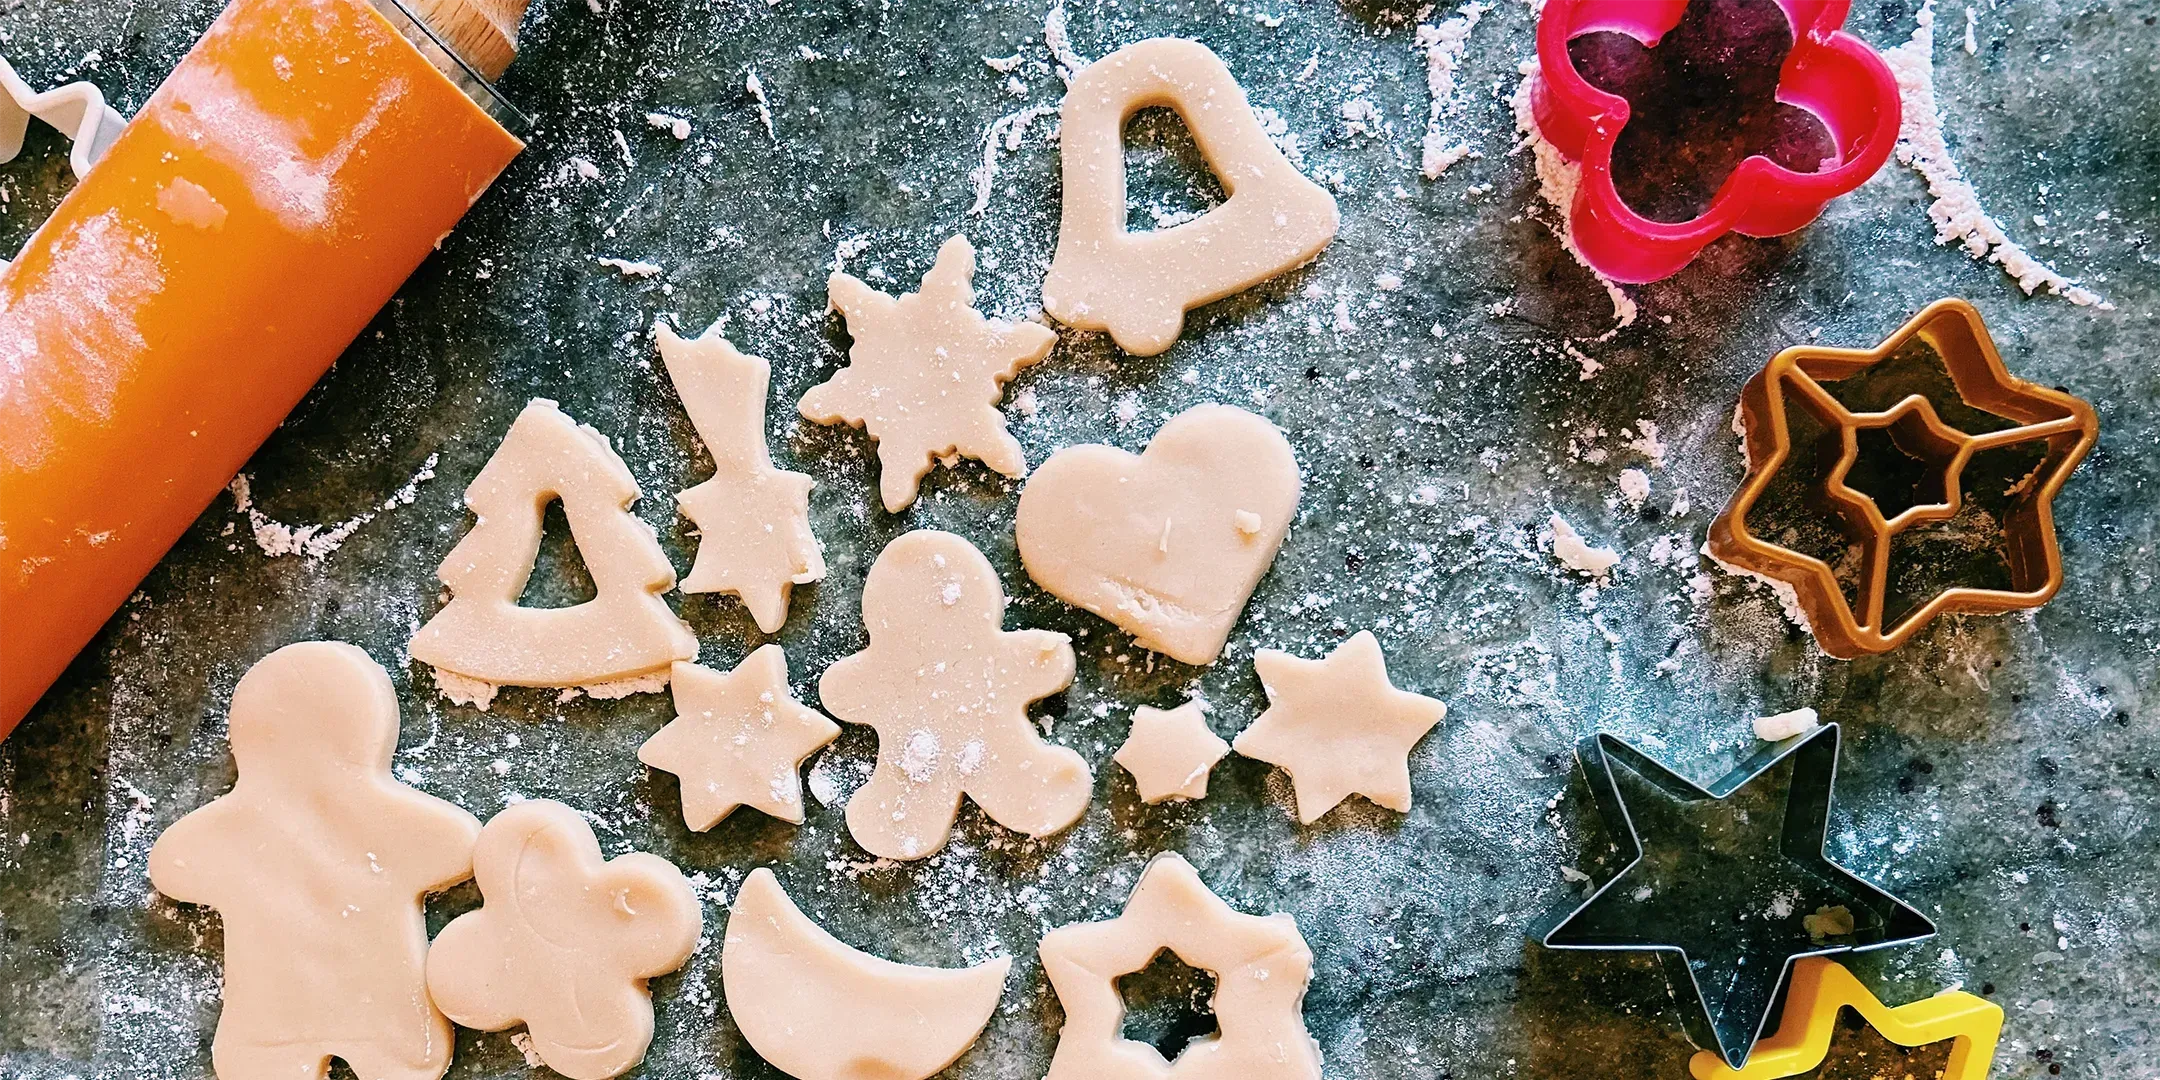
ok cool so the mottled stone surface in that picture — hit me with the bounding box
[1,1,2154,1078]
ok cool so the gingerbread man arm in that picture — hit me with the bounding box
[1005,628,1078,702]
[148,797,242,908]
[372,785,482,893]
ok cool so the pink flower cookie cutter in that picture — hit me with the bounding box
[1530,0,1901,283]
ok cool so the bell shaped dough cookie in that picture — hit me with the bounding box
[639,648,839,830]
[147,642,482,1080]
[1039,852,1321,1080]
[722,868,1009,1080]
[1017,404,1300,666]
[1232,630,1448,824]
[1042,38,1339,356]
[818,529,1090,859]
[799,235,1057,513]
[424,799,701,1080]
[657,323,825,634]
[409,398,696,709]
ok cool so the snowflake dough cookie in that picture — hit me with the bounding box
[148,642,481,1080]
[1232,631,1447,824]
[1042,38,1340,356]
[1113,701,1229,803]
[1039,852,1322,1080]
[723,868,1010,1080]
[638,647,839,830]
[1017,404,1300,666]
[819,529,1089,859]
[425,800,701,1080]
[799,234,1057,513]
[657,322,824,633]
[409,399,696,709]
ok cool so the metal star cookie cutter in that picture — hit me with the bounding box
[1533,723,1936,1071]
[1687,956,2003,1080]
[0,55,126,180]
[1709,298,2098,659]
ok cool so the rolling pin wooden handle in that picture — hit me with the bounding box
[405,0,531,81]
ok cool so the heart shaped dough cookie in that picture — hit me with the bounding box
[1017,404,1299,665]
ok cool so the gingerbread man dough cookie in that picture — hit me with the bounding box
[799,235,1057,513]
[638,647,839,830]
[818,529,1089,859]
[425,800,702,1080]
[148,642,481,1080]
[1232,631,1447,824]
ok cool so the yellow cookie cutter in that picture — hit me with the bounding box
[1688,956,2003,1080]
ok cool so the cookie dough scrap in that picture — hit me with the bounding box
[148,642,481,1080]
[1039,852,1321,1080]
[818,529,1090,860]
[409,398,696,710]
[799,234,1056,513]
[722,868,1009,1080]
[657,322,825,633]
[1017,403,1300,666]
[425,800,701,1080]
[1042,37,1340,357]
[1113,701,1229,803]
[1233,630,1447,824]
[638,647,839,830]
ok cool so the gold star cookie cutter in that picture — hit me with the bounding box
[1688,956,2003,1080]
[1709,298,2097,658]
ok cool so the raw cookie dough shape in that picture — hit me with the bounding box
[1041,38,1340,357]
[425,800,702,1080]
[408,398,697,707]
[1114,701,1229,803]
[638,647,839,830]
[799,234,1057,513]
[722,868,1011,1080]
[658,323,825,633]
[819,529,1089,859]
[147,641,482,1080]
[1017,404,1300,666]
[1038,852,1322,1080]
[1231,631,1447,824]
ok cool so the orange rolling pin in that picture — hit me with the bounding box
[0,0,532,736]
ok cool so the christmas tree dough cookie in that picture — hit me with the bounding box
[818,529,1089,859]
[1232,631,1447,824]
[409,398,696,709]
[799,235,1056,513]
[657,322,825,634]
[425,799,702,1080]
[638,647,839,830]
[147,641,482,1080]
[1017,404,1300,666]
[1042,38,1339,356]
[1113,700,1229,803]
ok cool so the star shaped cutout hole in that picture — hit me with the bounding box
[1231,631,1448,824]
[1535,723,1936,1071]
[1113,701,1230,804]
[637,647,839,831]
[1709,299,2098,658]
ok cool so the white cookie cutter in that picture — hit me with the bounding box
[1,55,127,180]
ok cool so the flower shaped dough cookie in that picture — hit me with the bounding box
[819,529,1090,860]
[425,800,702,1080]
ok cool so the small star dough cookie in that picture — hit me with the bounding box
[657,322,825,633]
[147,641,482,1080]
[722,868,1010,1080]
[1232,631,1447,824]
[819,529,1089,859]
[1042,38,1339,357]
[1113,701,1229,803]
[638,647,839,830]
[1017,404,1300,665]
[799,234,1057,513]
[409,398,696,709]
[425,800,702,1080]
[1039,853,1321,1080]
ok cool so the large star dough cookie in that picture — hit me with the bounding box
[1042,38,1339,356]
[799,235,1057,513]
[148,642,481,1080]
[818,529,1090,859]
[425,800,702,1080]
[409,399,696,708]
[1017,404,1300,666]
[638,647,839,830]
[658,322,825,634]
[1039,852,1321,1080]
[1232,631,1447,824]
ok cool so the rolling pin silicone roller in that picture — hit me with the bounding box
[0,0,532,736]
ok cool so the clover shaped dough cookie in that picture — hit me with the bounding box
[425,800,702,1080]
[818,529,1089,860]
[148,642,481,1080]
[1039,852,1321,1080]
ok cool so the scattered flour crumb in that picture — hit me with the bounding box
[1414,2,1490,179]
[584,671,672,700]
[1753,707,1821,742]
[431,668,499,711]
[510,1031,545,1068]
[644,111,691,140]
[227,454,439,561]
[595,256,663,278]
[1549,513,1619,578]
[1617,468,1651,509]
[745,70,776,141]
